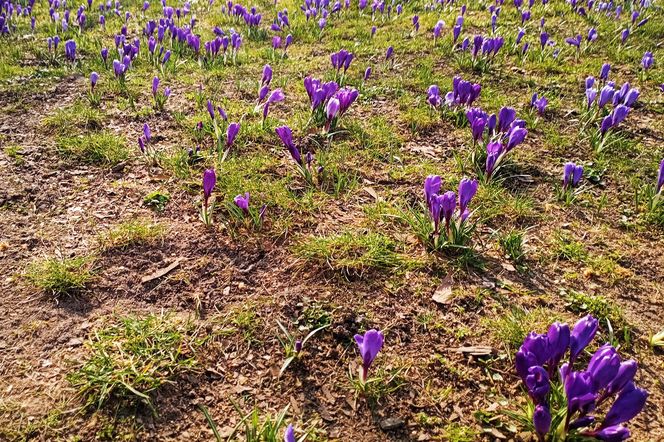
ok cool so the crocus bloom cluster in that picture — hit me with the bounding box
[428,76,481,109]
[203,30,242,64]
[424,176,478,247]
[466,106,528,178]
[354,329,384,384]
[516,315,648,441]
[563,162,583,190]
[330,49,353,74]
[151,76,171,110]
[303,76,358,131]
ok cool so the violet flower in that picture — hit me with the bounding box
[354,329,384,383]
[563,162,583,189]
[276,126,301,165]
[202,168,216,207]
[641,51,654,70]
[234,192,250,215]
[530,93,548,116]
[656,159,664,194]
[226,122,240,148]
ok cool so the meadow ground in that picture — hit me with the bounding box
[0,0,663,440]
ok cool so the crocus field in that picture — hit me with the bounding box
[1,0,664,439]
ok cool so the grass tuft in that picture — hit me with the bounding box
[68,313,201,411]
[98,219,165,251]
[56,132,129,165]
[25,256,94,296]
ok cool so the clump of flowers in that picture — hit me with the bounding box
[303,76,358,133]
[530,93,548,117]
[556,161,584,204]
[232,191,266,227]
[582,75,639,152]
[151,76,170,111]
[466,106,528,180]
[515,314,648,441]
[422,176,478,251]
[427,76,481,127]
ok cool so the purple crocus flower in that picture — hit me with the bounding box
[530,93,548,116]
[234,192,250,215]
[497,107,516,133]
[261,64,272,86]
[143,123,151,142]
[657,159,664,193]
[152,76,160,97]
[587,27,597,42]
[385,46,394,61]
[424,175,441,208]
[602,384,648,428]
[485,142,503,177]
[641,51,654,70]
[599,63,610,81]
[202,169,216,206]
[226,122,240,147]
[354,329,384,383]
[276,126,301,165]
[90,72,99,89]
[458,178,478,216]
[563,162,583,189]
[263,89,285,120]
[101,47,109,64]
[64,39,76,61]
[539,32,549,50]
[533,405,551,439]
[326,97,340,121]
[570,314,598,362]
[621,28,629,44]
[364,66,372,81]
[284,424,295,442]
[506,127,528,151]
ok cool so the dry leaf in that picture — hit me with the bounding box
[432,274,454,305]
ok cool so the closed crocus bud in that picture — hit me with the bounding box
[570,315,598,361]
[90,71,99,88]
[533,404,551,438]
[657,159,664,193]
[143,123,151,142]
[600,63,611,80]
[585,76,595,89]
[458,178,478,214]
[546,322,570,365]
[565,371,596,415]
[294,339,302,352]
[440,191,456,227]
[611,105,630,126]
[587,345,621,393]
[284,424,295,442]
[525,366,550,403]
[506,127,527,151]
[621,28,629,43]
[423,175,441,208]
[385,45,393,60]
[326,97,340,120]
[152,76,159,96]
[226,122,240,147]
[623,88,640,107]
[202,169,216,204]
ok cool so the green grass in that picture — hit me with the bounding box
[143,190,171,212]
[295,231,422,274]
[498,229,526,264]
[554,232,588,263]
[3,145,25,165]
[43,102,104,134]
[56,131,130,165]
[24,256,94,296]
[485,307,558,352]
[98,219,165,251]
[68,313,201,410]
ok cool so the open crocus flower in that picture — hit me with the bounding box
[530,93,548,116]
[262,88,285,121]
[641,51,654,70]
[354,329,384,384]
[233,192,250,215]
